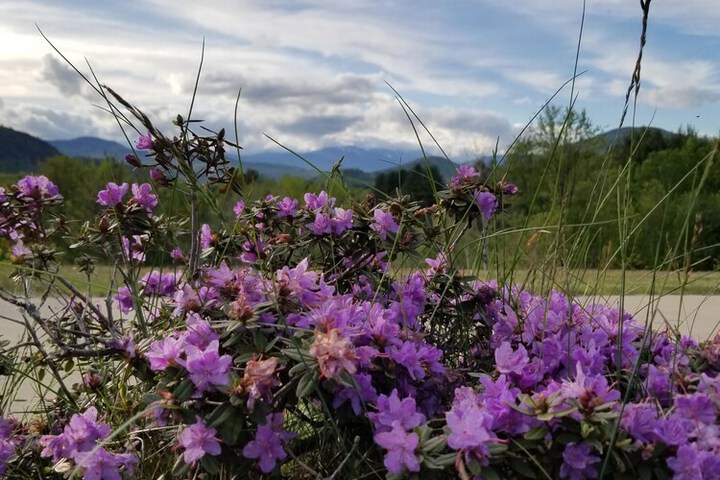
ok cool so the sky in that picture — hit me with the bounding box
[1,0,719,159]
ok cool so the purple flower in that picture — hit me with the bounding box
[332,372,377,415]
[374,424,420,474]
[184,340,232,392]
[503,183,519,195]
[178,417,221,464]
[559,442,599,480]
[424,253,448,276]
[0,440,13,476]
[446,404,494,465]
[619,403,663,445]
[16,175,61,200]
[130,183,158,213]
[75,447,137,480]
[233,199,245,218]
[277,197,298,218]
[674,393,716,425]
[185,314,220,349]
[330,207,353,235]
[304,191,331,210]
[369,389,426,433]
[171,246,185,262]
[495,341,529,375]
[97,182,129,207]
[149,168,165,182]
[309,212,332,236]
[200,224,214,249]
[113,286,134,313]
[667,445,702,480]
[40,407,111,462]
[10,241,31,260]
[0,187,7,203]
[242,413,294,473]
[475,191,497,220]
[646,364,673,407]
[389,340,443,381]
[145,335,186,371]
[449,164,477,188]
[370,209,399,240]
[121,235,145,263]
[136,133,153,150]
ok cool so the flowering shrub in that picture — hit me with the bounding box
[0,92,718,480]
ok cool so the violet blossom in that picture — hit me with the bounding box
[374,424,421,474]
[97,182,128,207]
[178,417,222,464]
[130,183,158,213]
[370,209,399,240]
[135,133,153,150]
[242,413,294,473]
[474,191,497,221]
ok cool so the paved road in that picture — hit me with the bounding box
[584,295,719,341]
[0,294,717,414]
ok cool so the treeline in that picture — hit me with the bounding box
[3,108,719,271]
[497,106,720,270]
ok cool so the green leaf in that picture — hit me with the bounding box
[431,453,457,468]
[524,426,548,441]
[141,393,162,405]
[555,432,582,445]
[172,378,195,402]
[264,335,280,353]
[288,362,308,377]
[638,463,653,480]
[467,460,484,476]
[296,371,317,399]
[488,443,508,455]
[200,453,221,474]
[482,468,501,480]
[509,459,536,478]
[421,436,446,454]
[172,455,190,477]
[283,348,310,363]
[206,402,236,428]
[580,422,595,438]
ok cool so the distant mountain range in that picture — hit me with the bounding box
[43,136,460,180]
[0,126,677,180]
[49,137,132,160]
[0,126,60,172]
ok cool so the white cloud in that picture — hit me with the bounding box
[1,0,718,155]
[645,86,720,109]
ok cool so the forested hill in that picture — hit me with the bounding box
[0,126,60,172]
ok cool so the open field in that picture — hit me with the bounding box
[471,268,720,296]
[1,262,719,296]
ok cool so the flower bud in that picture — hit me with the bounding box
[125,154,141,168]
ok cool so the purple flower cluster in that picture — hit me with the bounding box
[0,418,18,476]
[177,417,221,464]
[145,316,231,394]
[241,413,295,473]
[0,175,63,262]
[39,407,137,479]
[8,162,720,480]
[97,182,157,215]
[370,390,425,474]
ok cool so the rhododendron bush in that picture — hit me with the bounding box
[0,91,718,480]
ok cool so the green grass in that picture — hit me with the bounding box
[2,261,718,298]
[479,268,720,296]
[0,262,146,297]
